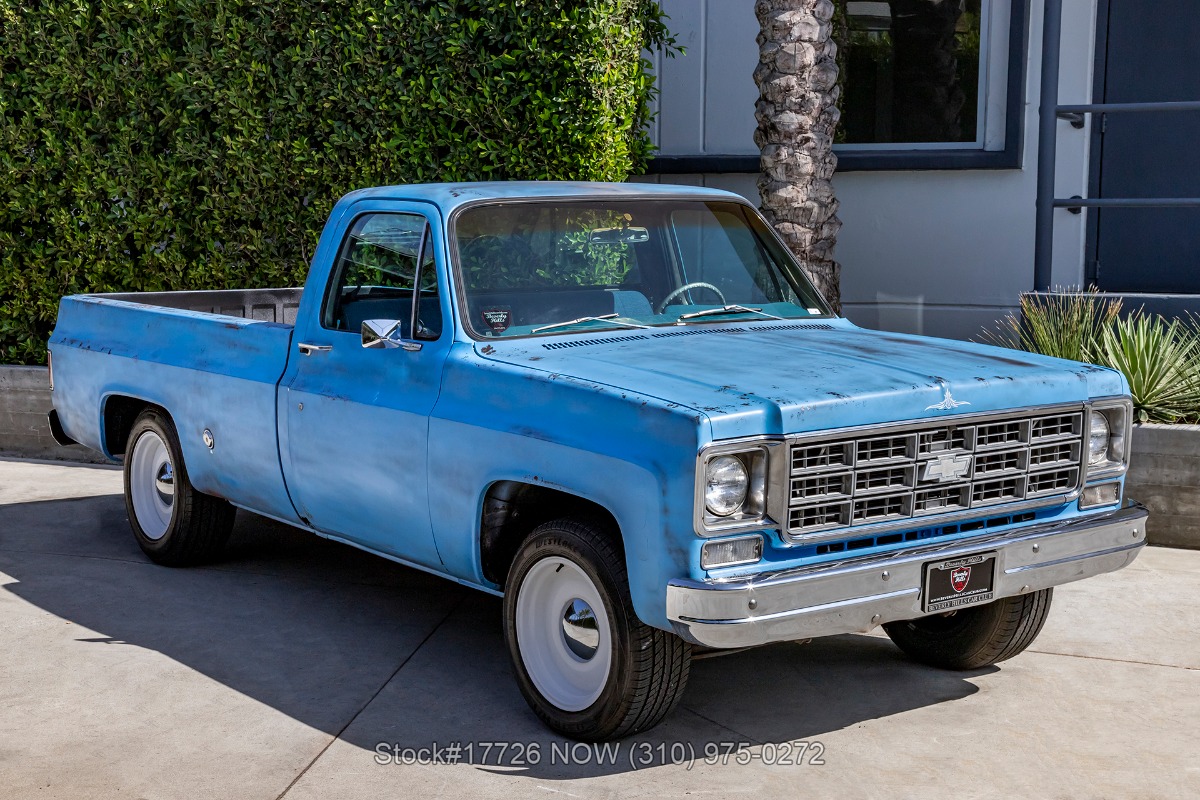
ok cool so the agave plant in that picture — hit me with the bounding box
[1097,313,1200,424]
[983,289,1120,363]
[983,291,1200,424]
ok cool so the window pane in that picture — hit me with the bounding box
[837,0,984,144]
[458,204,639,291]
[670,209,798,305]
[325,213,426,332]
[454,200,828,339]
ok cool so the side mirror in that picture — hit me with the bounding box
[362,319,423,351]
[362,319,401,349]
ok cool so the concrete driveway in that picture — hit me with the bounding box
[1,457,1197,799]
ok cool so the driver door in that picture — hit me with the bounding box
[281,205,450,568]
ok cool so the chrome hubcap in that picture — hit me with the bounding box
[155,462,174,501]
[561,598,600,660]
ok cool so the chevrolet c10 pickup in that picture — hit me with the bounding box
[47,182,1147,741]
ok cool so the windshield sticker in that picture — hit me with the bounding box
[481,307,512,334]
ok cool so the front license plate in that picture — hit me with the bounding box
[923,552,997,613]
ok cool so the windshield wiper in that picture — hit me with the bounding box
[677,305,784,322]
[532,313,650,334]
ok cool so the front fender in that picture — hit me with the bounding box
[428,345,705,629]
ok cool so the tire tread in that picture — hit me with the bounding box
[124,409,235,567]
[884,588,1054,670]
[504,517,691,741]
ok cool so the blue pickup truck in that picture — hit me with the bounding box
[48,182,1147,740]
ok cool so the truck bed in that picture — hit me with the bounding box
[98,287,304,325]
[49,288,305,525]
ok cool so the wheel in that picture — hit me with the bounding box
[503,517,692,741]
[883,589,1054,670]
[656,281,727,313]
[123,408,236,566]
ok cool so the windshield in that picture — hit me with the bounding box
[453,199,830,338]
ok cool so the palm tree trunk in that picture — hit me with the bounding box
[754,0,843,310]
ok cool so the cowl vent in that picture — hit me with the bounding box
[746,322,836,332]
[541,335,650,350]
[649,327,749,338]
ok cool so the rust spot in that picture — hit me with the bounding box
[481,345,496,355]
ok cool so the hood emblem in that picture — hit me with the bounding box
[926,384,971,411]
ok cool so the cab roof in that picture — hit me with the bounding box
[336,181,746,215]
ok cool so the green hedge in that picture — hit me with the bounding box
[0,0,674,364]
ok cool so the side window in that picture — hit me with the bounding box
[323,213,441,340]
[413,226,441,340]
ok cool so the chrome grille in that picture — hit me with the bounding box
[785,408,1085,540]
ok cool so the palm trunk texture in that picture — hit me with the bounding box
[754,0,843,310]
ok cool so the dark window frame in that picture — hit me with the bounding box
[646,0,1030,174]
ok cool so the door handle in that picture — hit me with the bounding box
[297,343,333,356]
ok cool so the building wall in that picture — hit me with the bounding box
[638,0,1099,341]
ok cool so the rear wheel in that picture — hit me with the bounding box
[883,589,1054,670]
[124,409,235,566]
[503,517,692,741]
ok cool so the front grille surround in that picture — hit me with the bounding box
[783,406,1086,543]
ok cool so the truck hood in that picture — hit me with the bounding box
[474,320,1127,440]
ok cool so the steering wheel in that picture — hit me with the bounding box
[656,282,727,314]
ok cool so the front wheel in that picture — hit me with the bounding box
[883,588,1054,670]
[503,518,692,741]
[124,409,236,567]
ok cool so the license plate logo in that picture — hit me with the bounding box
[950,566,971,592]
[924,552,997,612]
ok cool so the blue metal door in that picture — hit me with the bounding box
[1091,0,1200,293]
[281,201,451,568]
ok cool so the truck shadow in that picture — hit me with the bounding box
[0,492,996,779]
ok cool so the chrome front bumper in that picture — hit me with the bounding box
[666,502,1148,648]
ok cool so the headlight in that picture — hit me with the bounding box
[1088,411,1110,465]
[1086,401,1130,477]
[705,455,749,516]
[696,444,774,532]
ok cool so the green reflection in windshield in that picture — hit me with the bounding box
[455,199,830,338]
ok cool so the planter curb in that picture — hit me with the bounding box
[1126,423,1200,550]
[0,366,111,464]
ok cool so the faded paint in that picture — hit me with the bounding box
[49,181,1131,634]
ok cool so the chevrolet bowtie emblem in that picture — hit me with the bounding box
[926,384,971,411]
[923,453,973,483]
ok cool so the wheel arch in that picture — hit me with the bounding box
[479,480,622,588]
[101,394,167,458]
